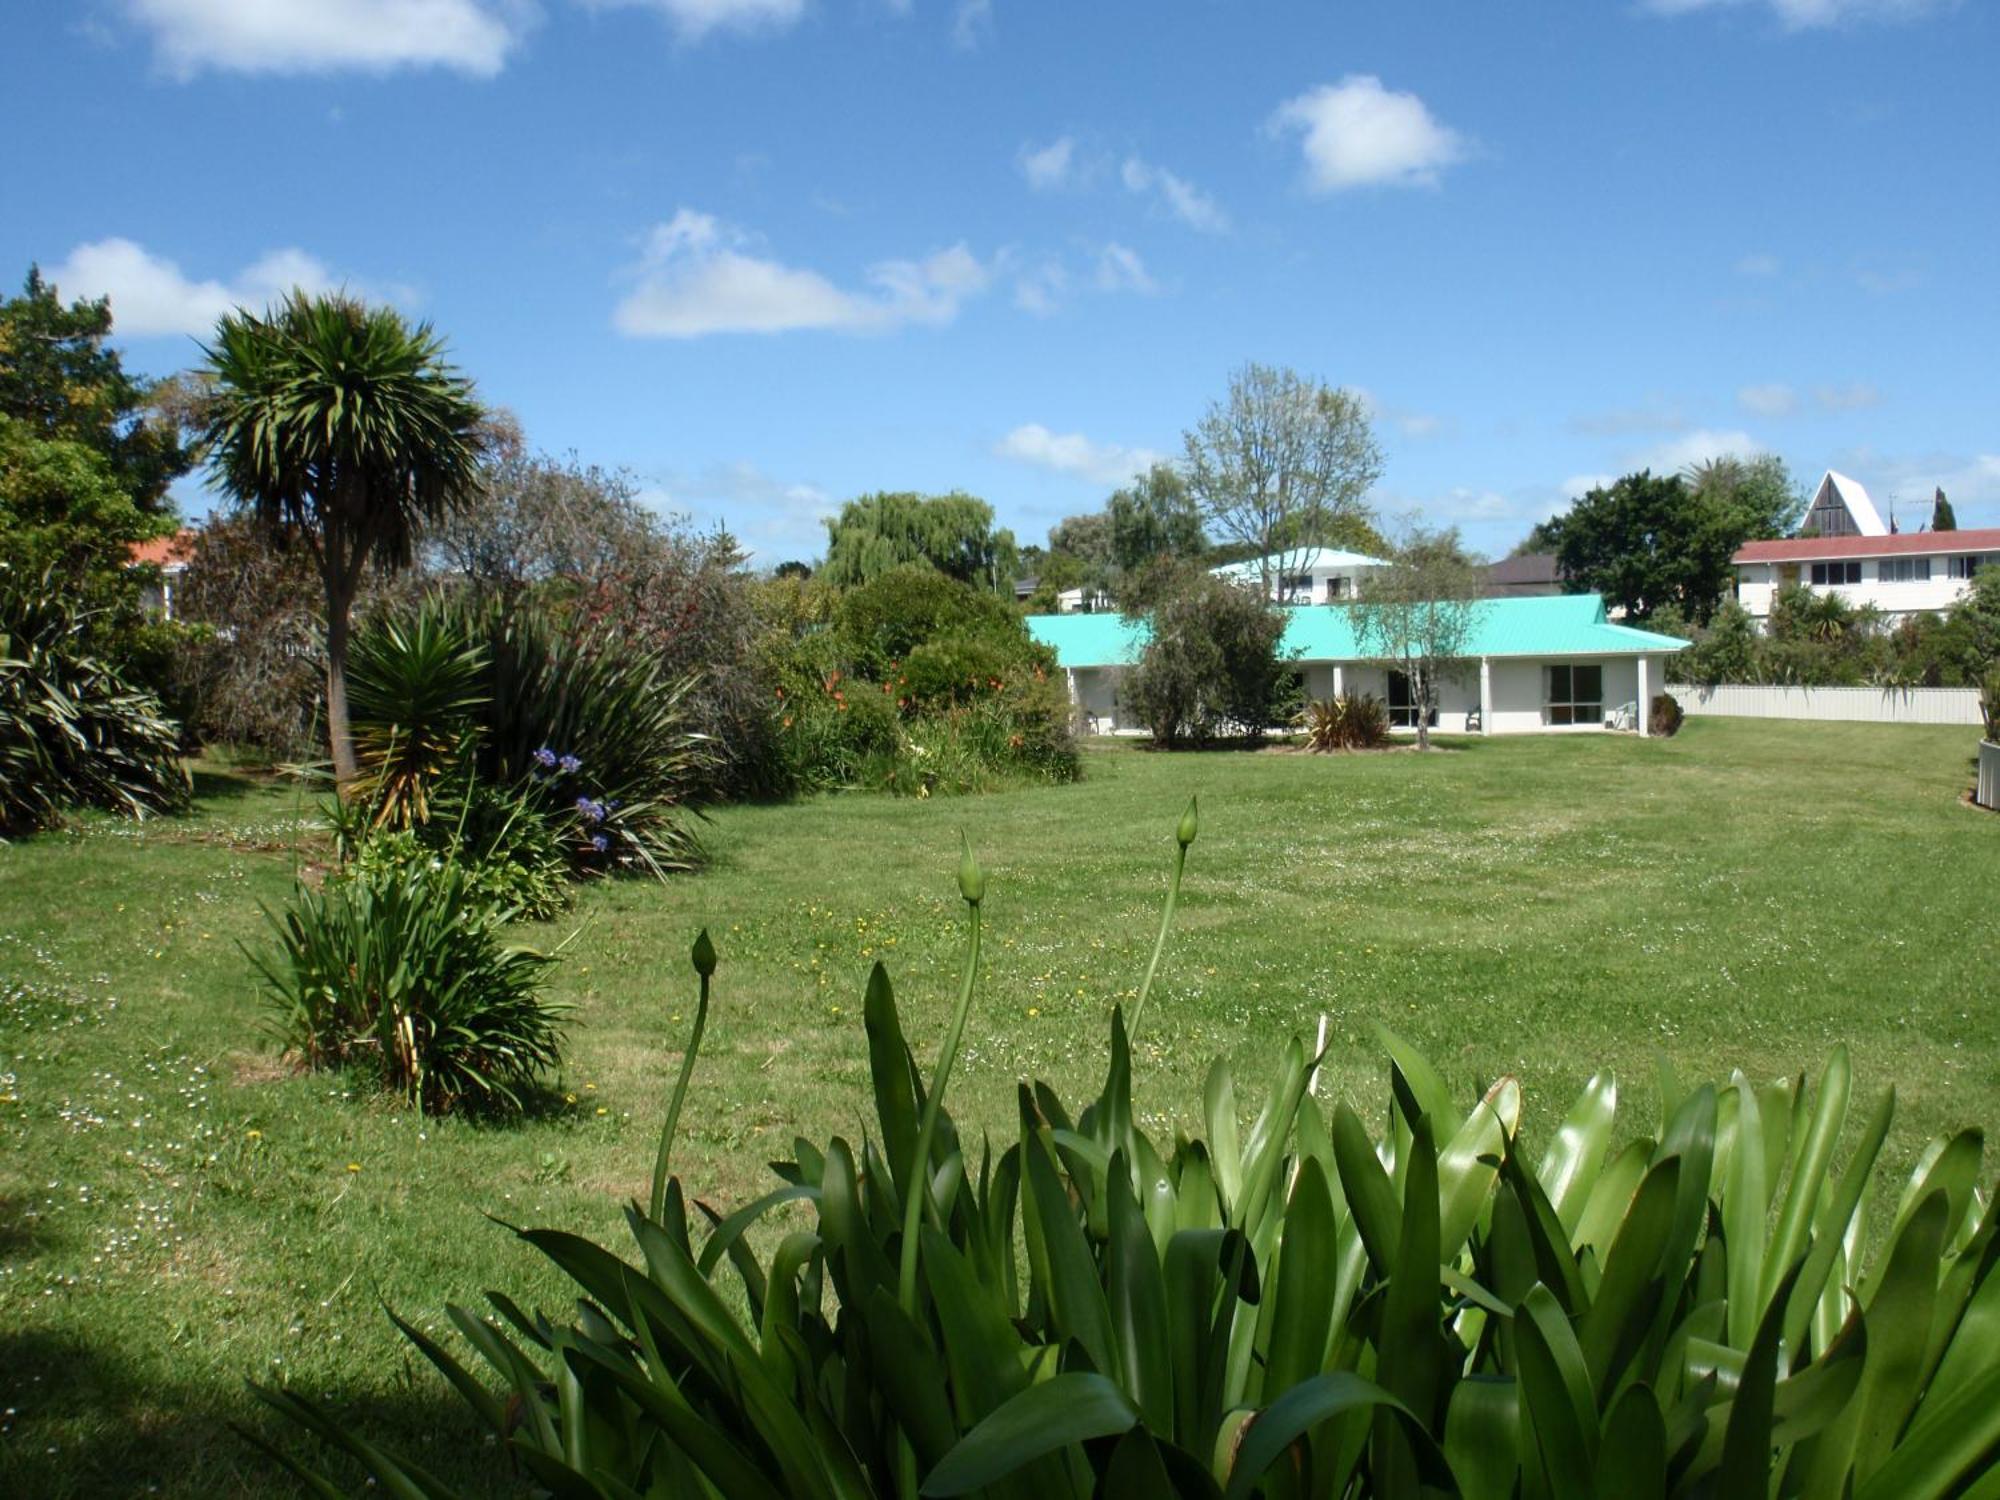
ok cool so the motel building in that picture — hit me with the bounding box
[1730,470,2000,624]
[1030,591,1688,738]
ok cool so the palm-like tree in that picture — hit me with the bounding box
[200,293,484,786]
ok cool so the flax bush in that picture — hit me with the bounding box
[0,563,189,835]
[1298,693,1391,752]
[252,857,565,1114]
[254,809,2000,1496]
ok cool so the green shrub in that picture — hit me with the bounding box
[1651,690,1685,737]
[833,563,1029,677]
[1982,668,2000,742]
[251,858,565,1113]
[758,566,1077,795]
[1299,692,1391,751]
[0,564,189,835]
[347,607,488,829]
[347,775,572,921]
[253,811,2000,1496]
[351,596,705,876]
[1125,565,1288,746]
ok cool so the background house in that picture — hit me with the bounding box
[127,531,196,620]
[1482,552,1561,598]
[1209,547,1388,605]
[1032,592,1686,737]
[1733,530,2000,622]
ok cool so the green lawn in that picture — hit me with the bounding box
[2,719,1994,1496]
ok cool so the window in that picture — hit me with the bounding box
[1386,670,1435,729]
[1809,560,1863,586]
[1546,663,1603,726]
[1879,557,1931,583]
[1949,555,1986,580]
[1279,573,1313,603]
[1326,576,1348,602]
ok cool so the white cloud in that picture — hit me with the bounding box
[125,0,523,77]
[1633,428,1765,473]
[1120,157,1229,233]
[1018,137,1077,191]
[614,208,993,337]
[641,461,834,563]
[951,0,992,49]
[997,424,1164,486]
[1094,243,1158,295]
[43,237,356,338]
[1434,487,1513,522]
[1013,259,1068,316]
[592,0,808,43]
[1814,382,1881,411]
[1642,0,1951,29]
[1738,382,1798,417]
[1735,252,1781,276]
[1270,76,1468,193]
[1562,473,1617,500]
[1349,385,1448,441]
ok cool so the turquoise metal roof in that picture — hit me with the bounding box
[1028,593,1688,669]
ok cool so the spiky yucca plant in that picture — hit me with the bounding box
[0,564,189,835]
[250,805,2000,1497]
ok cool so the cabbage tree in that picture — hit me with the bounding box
[200,292,483,785]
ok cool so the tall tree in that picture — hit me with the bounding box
[820,491,1018,592]
[0,268,188,514]
[201,293,485,786]
[1352,526,1485,751]
[1933,487,1958,532]
[1107,463,1207,575]
[1685,454,1806,540]
[1544,468,1762,625]
[1182,363,1382,597]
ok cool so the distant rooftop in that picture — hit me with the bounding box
[1735,527,2000,564]
[1209,547,1389,580]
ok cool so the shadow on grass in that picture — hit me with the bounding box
[0,1328,517,1500]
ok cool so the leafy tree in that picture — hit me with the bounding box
[201,293,485,786]
[1544,469,1744,624]
[821,491,1018,592]
[1686,454,1806,540]
[1352,526,1485,751]
[772,559,813,580]
[1123,565,1287,747]
[0,268,189,515]
[0,416,164,585]
[1182,363,1381,596]
[1107,463,1207,574]
[1045,510,1114,571]
[1933,487,1957,532]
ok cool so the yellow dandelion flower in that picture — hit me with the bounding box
[346,1162,361,1173]
[247,1129,262,1140]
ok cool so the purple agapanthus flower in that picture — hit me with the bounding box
[590,833,611,854]
[558,754,582,775]
[533,747,558,770]
[577,796,606,824]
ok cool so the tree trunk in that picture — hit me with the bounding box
[324,574,359,789]
[1414,663,1432,751]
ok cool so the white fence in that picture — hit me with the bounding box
[1666,682,1984,726]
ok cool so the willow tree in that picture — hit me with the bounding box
[201,293,484,785]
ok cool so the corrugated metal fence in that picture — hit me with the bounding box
[1665,682,1984,726]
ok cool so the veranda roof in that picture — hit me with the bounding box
[1027,593,1688,669]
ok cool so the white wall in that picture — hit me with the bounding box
[1074,655,1675,735]
[1734,555,1993,620]
[1666,682,1983,726]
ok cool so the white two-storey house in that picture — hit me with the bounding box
[1731,472,1998,622]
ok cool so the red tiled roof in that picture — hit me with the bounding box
[1733,528,2000,564]
[127,530,197,568]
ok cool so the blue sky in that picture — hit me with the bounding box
[7,0,1996,561]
